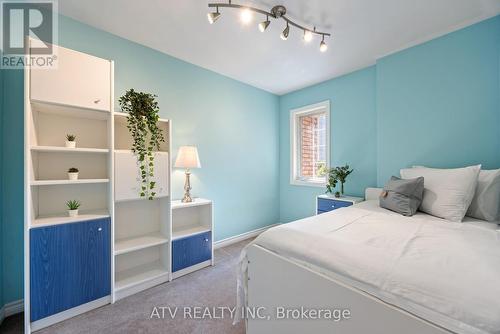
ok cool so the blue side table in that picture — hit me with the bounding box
[316,194,364,215]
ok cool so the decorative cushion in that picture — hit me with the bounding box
[400,165,481,222]
[379,176,424,216]
[466,169,500,222]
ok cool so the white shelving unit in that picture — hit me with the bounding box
[24,38,173,332]
[171,198,214,279]
[112,112,172,301]
[24,39,115,333]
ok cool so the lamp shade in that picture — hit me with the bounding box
[175,146,201,169]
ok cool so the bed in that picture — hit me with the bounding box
[236,188,500,334]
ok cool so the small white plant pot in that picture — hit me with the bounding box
[68,172,79,181]
[65,141,76,148]
[68,209,79,217]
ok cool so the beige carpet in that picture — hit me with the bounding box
[0,239,252,334]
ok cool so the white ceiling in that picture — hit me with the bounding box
[58,0,500,95]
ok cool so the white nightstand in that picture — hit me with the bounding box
[316,194,364,215]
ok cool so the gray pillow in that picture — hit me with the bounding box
[380,176,424,216]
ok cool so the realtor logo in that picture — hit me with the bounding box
[1,0,58,69]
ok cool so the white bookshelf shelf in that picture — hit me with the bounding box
[31,99,110,120]
[31,210,110,228]
[114,233,168,256]
[115,261,168,292]
[172,225,211,240]
[31,179,109,186]
[114,111,169,123]
[171,198,212,209]
[31,146,109,154]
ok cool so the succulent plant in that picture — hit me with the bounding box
[66,134,76,141]
[68,167,79,173]
[66,200,81,210]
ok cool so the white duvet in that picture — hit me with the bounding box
[236,201,500,334]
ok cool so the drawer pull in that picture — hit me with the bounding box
[204,238,209,242]
[94,99,101,104]
[98,227,102,232]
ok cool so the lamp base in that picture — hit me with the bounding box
[181,170,193,203]
[181,193,193,203]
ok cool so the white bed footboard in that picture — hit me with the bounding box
[246,244,451,334]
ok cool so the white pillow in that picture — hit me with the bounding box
[466,169,500,222]
[400,165,481,222]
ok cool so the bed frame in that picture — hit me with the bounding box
[245,188,454,334]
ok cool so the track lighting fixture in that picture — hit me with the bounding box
[207,7,221,24]
[207,2,331,52]
[258,15,270,32]
[319,35,328,52]
[280,22,289,40]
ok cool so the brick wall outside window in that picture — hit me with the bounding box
[300,115,319,177]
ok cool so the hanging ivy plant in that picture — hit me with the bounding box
[119,89,165,200]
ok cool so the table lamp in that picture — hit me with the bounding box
[174,146,201,203]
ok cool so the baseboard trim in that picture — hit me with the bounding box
[31,296,110,332]
[214,223,280,249]
[0,299,24,325]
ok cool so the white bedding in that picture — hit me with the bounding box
[236,200,500,334]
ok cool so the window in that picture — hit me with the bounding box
[290,101,330,186]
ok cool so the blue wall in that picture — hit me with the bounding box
[376,16,500,183]
[0,67,4,310]
[0,15,280,305]
[279,15,500,222]
[1,68,24,306]
[279,67,377,222]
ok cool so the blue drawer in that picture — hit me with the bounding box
[172,231,212,272]
[317,198,353,212]
[30,218,111,321]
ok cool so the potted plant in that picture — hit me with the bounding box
[326,164,354,197]
[68,167,79,180]
[66,200,81,217]
[119,89,165,200]
[65,134,76,148]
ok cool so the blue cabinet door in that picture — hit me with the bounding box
[30,218,111,321]
[172,232,212,272]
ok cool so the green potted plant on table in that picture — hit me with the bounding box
[119,89,165,200]
[66,200,81,217]
[326,165,354,198]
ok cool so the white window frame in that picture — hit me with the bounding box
[290,100,330,187]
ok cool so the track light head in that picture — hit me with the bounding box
[303,30,313,42]
[258,16,270,32]
[207,7,220,24]
[240,8,253,24]
[280,23,290,40]
[319,36,328,52]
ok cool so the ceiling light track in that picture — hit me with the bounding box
[207,1,331,52]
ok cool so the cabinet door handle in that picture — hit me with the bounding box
[98,227,103,232]
[204,238,209,242]
[94,99,101,104]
